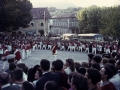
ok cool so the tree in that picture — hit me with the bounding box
[0,0,33,32]
[100,6,120,39]
[76,5,102,33]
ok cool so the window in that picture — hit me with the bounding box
[30,22,34,27]
[41,22,44,26]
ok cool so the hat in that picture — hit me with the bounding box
[6,54,16,60]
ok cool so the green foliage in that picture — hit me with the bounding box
[0,0,33,32]
[76,5,101,33]
[76,5,120,39]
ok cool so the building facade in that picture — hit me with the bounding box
[20,8,52,35]
[51,13,79,35]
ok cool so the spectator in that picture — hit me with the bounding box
[106,63,120,90]
[100,66,116,90]
[85,68,101,90]
[71,73,88,90]
[91,63,100,71]
[64,58,75,75]
[92,55,102,68]
[81,62,89,68]
[111,52,117,59]
[101,58,108,66]
[5,63,16,74]
[44,81,58,90]
[33,69,42,88]
[77,67,86,75]
[67,72,75,90]
[108,59,116,66]
[54,59,70,89]
[16,63,27,81]
[11,68,23,88]
[0,72,20,90]
[36,59,61,90]
[27,65,40,82]
[74,62,81,72]
[88,53,94,67]
[21,81,34,90]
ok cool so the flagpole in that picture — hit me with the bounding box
[44,11,46,36]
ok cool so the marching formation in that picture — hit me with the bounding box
[0,35,119,71]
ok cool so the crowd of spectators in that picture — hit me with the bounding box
[0,52,120,90]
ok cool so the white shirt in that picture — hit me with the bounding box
[64,67,72,75]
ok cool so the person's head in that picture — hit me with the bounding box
[100,66,114,81]
[17,63,26,72]
[77,67,86,75]
[11,68,23,82]
[105,63,117,75]
[40,59,50,71]
[9,63,16,71]
[85,68,101,86]
[111,52,117,58]
[115,60,120,70]
[54,59,64,71]
[92,55,102,64]
[71,73,88,90]
[108,59,116,65]
[44,81,58,90]
[0,72,9,86]
[65,58,75,72]
[81,62,89,68]
[74,62,81,72]
[21,81,34,90]
[91,63,100,71]
[88,53,94,62]
[35,69,42,80]
[102,58,108,66]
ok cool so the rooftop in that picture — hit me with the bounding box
[31,8,52,19]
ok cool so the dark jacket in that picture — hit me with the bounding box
[36,72,61,90]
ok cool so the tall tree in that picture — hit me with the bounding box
[100,6,120,39]
[76,5,102,33]
[0,0,33,32]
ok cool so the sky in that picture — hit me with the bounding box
[30,0,120,8]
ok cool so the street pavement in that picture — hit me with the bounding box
[0,49,88,71]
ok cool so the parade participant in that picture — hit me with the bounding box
[13,46,22,64]
[47,41,52,50]
[38,40,42,49]
[52,43,57,60]
[72,42,76,51]
[112,44,117,53]
[85,43,89,53]
[42,41,47,49]
[60,43,65,51]
[78,42,83,52]
[0,42,3,58]
[32,41,35,51]
[21,42,26,59]
[67,42,71,51]
[28,42,32,57]
[1,46,10,71]
[105,43,110,54]
[26,42,30,58]
[92,42,97,54]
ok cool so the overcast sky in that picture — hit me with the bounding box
[30,0,120,8]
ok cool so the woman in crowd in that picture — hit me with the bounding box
[64,58,75,75]
[33,68,42,87]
